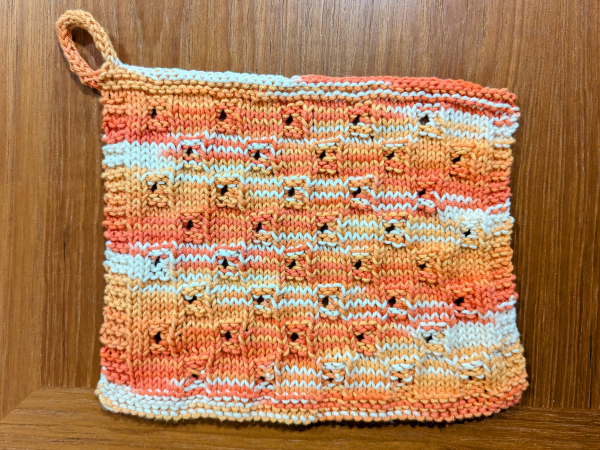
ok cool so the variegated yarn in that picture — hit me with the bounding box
[57,10,528,424]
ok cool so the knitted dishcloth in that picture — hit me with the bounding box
[56,10,528,424]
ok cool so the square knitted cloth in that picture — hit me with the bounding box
[57,10,527,424]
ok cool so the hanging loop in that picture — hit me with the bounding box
[56,10,117,89]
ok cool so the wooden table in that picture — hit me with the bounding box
[1,1,599,448]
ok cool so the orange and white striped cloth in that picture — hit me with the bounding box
[57,10,527,424]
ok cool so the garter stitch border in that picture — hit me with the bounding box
[57,10,528,424]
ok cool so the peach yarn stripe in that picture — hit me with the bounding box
[57,10,527,424]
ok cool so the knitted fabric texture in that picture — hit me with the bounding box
[57,10,528,424]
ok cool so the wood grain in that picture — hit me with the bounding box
[0,0,49,420]
[0,0,599,434]
[1,388,599,449]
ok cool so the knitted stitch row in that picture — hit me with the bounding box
[57,10,528,424]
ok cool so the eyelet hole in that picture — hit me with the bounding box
[221,259,229,269]
[419,114,429,125]
[321,296,329,307]
[220,186,228,195]
[388,296,396,307]
[252,149,261,160]
[185,147,193,157]
[285,115,294,126]
[452,155,461,164]
[424,335,432,343]
[352,187,362,197]
[356,333,364,342]
[417,188,426,197]
[385,224,395,233]
[290,332,299,342]
[224,331,232,340]
[287,187,296,197]
[219,110,227,121]
[153,257,160,267]
[151,108,157,119]
[418,263,426,270]
[186,220,193,231]
[154,332,162,344]
[287,260,297,269]
[318,150,327,160]
[454,297,464,307]
[319,223,329,233]
[386,151,395,160]
[186,295,197,304]
[354,260,362,269]
[254,295,265,305]
[463,229,470,237]
[352,115,360,126]
[150,183,158,192]
[255,222,263,232]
